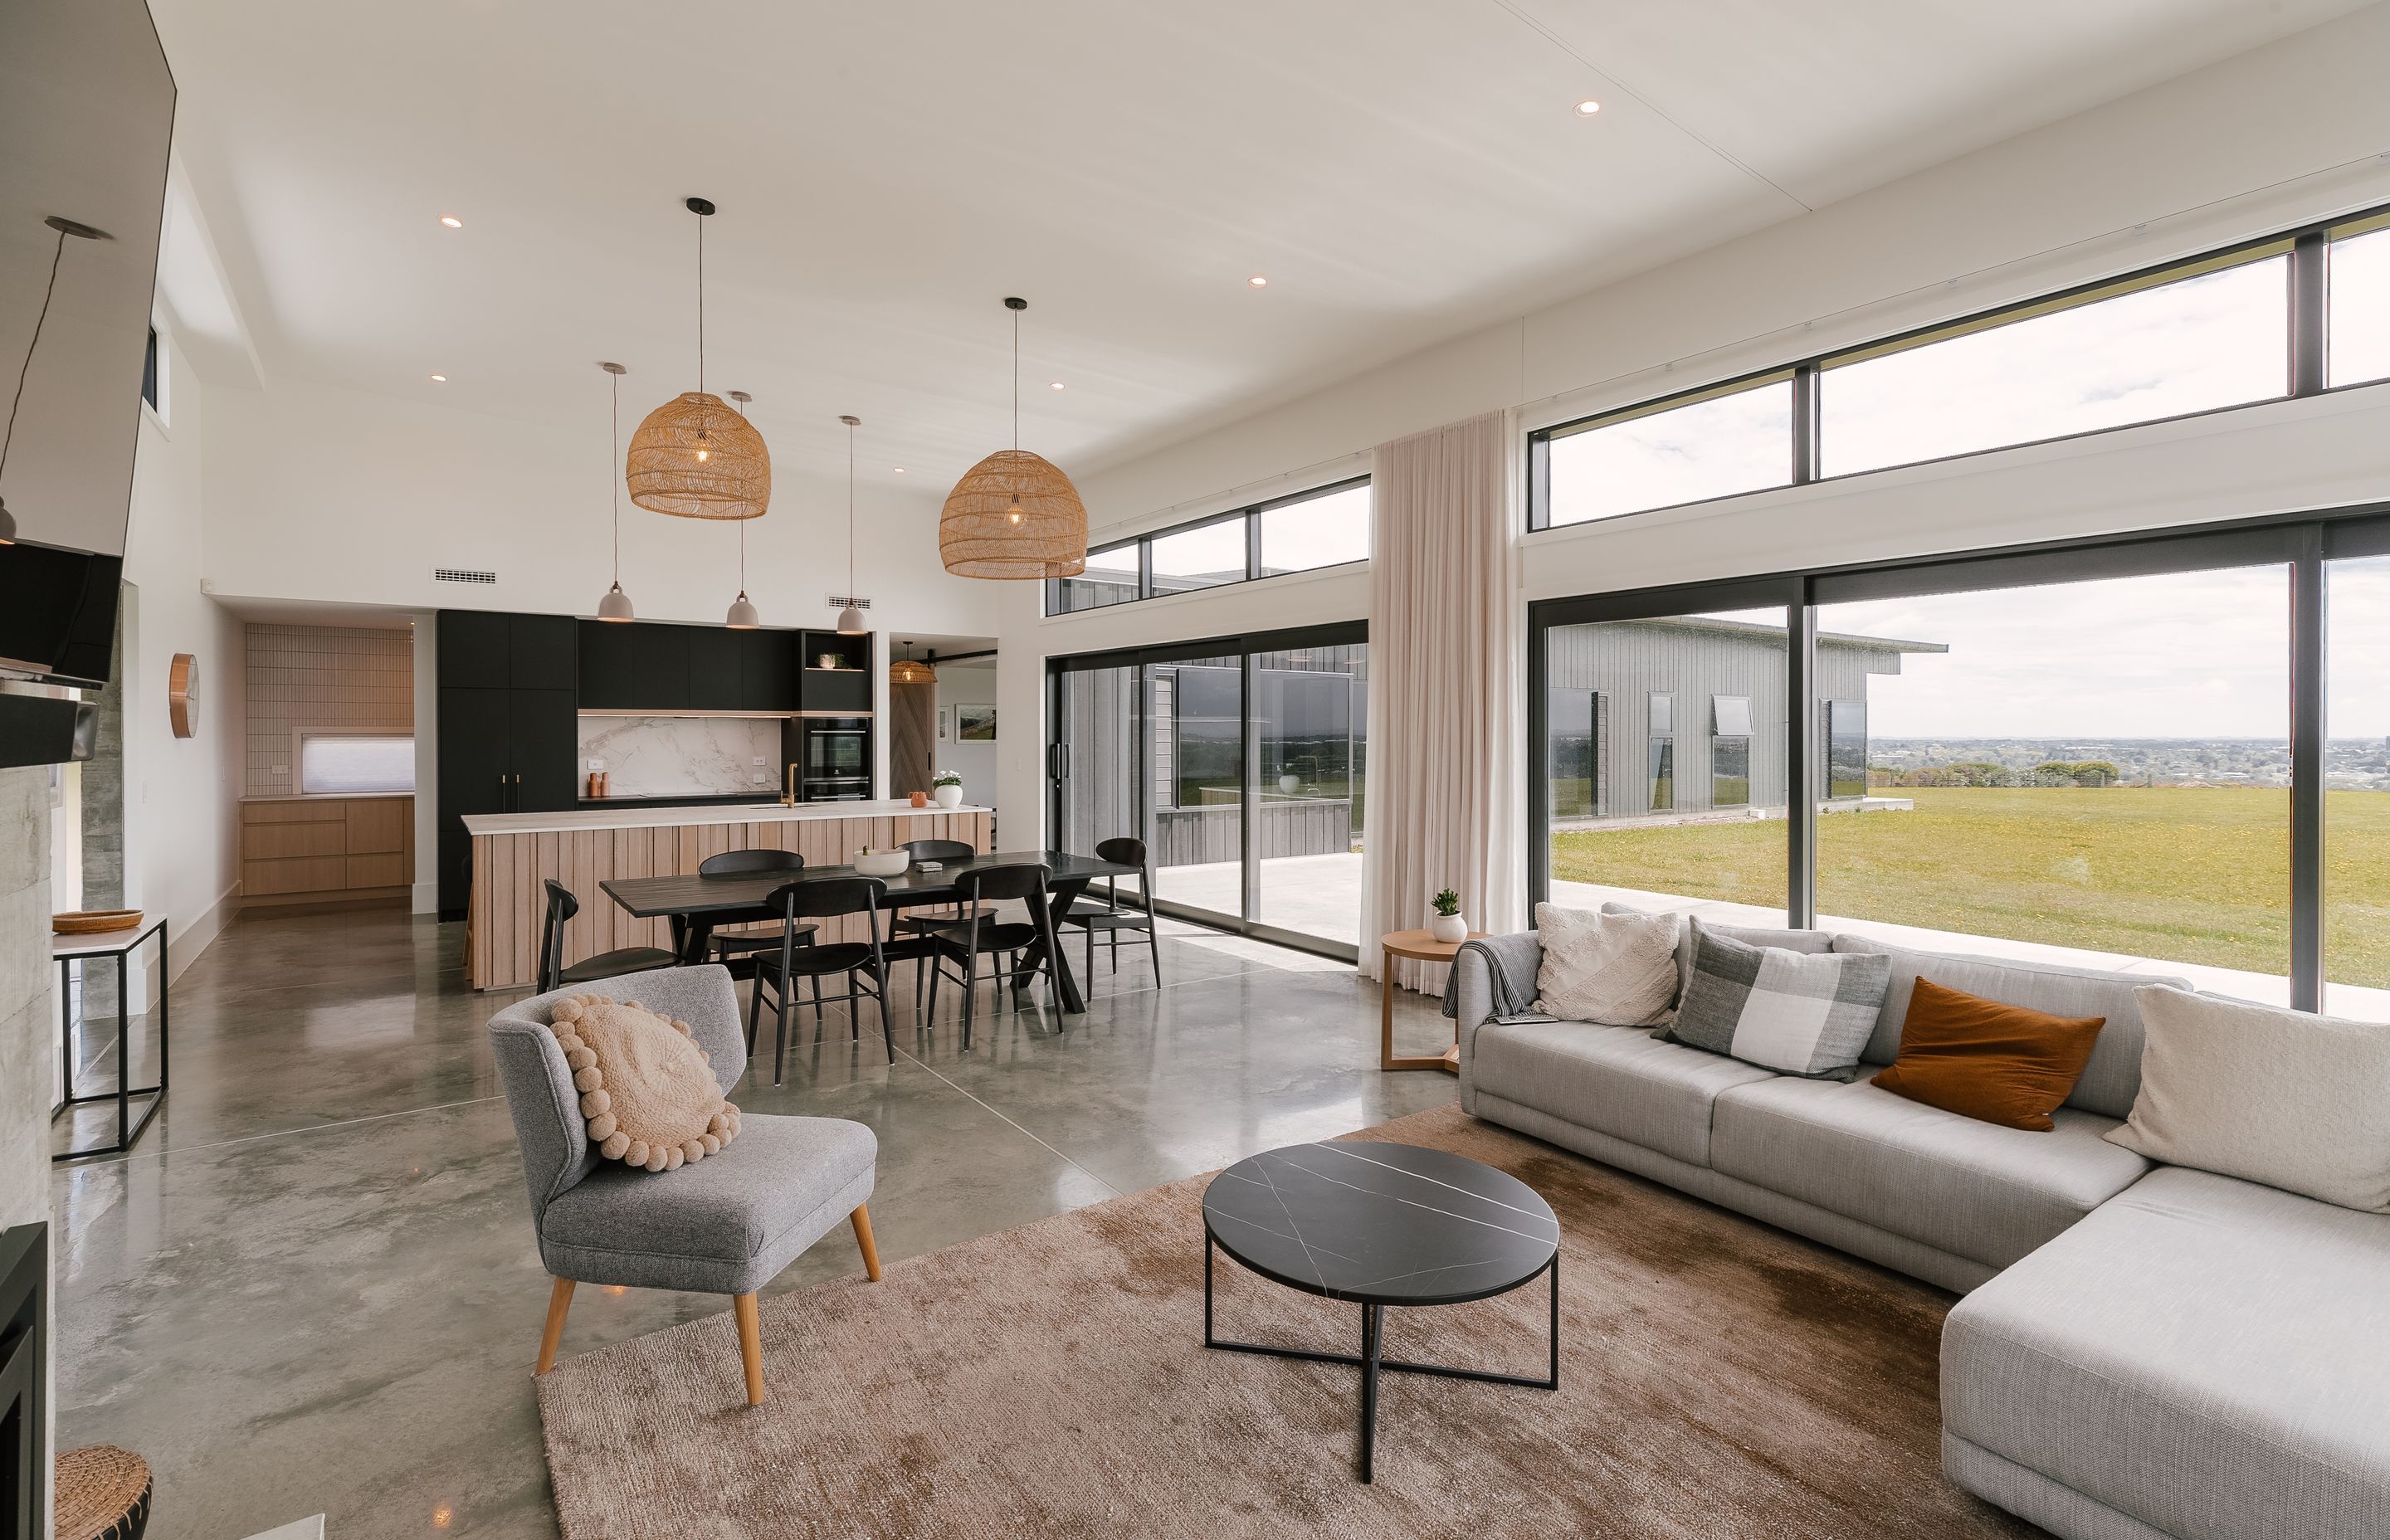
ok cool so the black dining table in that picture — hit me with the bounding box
[599,848,1136,1015]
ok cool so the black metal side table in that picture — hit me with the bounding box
[51,918,168,1162]
[1202,1140,1560,1483]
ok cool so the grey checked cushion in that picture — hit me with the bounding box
[1659,919,1891,1079]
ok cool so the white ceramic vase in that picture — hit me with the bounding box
[934,783,963,810]
[1429,913,1467,944]
[1278,773,1301,794]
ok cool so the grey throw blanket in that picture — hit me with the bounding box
[1438,933,1546,1021]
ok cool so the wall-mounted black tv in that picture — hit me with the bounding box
[0,0,174,690]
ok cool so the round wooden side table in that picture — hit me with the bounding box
[1378,928,1486,1074]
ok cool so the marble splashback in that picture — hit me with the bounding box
[577,716,785,797]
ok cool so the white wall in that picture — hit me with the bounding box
[996,3,2390,846]
[198,378,1002,643]
[120,324,245,983]
[933,664,1000,803]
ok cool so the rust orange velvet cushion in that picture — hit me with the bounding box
[1871,977,2105,1132]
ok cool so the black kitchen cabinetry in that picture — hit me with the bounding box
[435,612,582,917]
[578,620,800,712]
[798,630,872,713]
[437,610,577,690]
[739,628,800,710]
[434,685,578,918]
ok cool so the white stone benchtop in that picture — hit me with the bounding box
[461,800,991,836]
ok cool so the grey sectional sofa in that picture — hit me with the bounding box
[1452,920,2390,1540]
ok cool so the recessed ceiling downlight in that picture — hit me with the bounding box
[429,373,447,382]
[1574,99,1601,116]
[1050,381,1066,391]
[440,215,463,228]
[1247,275,1268,288]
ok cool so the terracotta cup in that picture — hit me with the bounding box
[909,790,929,808]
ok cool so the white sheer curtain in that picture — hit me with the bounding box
[1360,409,1526,991]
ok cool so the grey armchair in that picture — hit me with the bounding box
[489,964,880,1405]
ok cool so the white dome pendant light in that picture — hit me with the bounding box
[724,390,760,628]
[834,415,869,635]
[596,362,636,621]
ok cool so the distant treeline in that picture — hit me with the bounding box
[1870,760,2122,788]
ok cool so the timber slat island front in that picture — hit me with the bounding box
[459,801,993,990]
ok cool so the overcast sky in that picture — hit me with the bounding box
[1551,227,2390,738]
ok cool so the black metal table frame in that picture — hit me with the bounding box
[51,919,169,1162]
[1202,1231,1558,1484]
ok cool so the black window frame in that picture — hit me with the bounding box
[1045,617,1369,962]
[1524,197,2390,534]
[1527,499,2390,1014]
[1044,475,1370,616]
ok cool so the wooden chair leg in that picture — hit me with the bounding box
[851,1203,883,1281]
[733,1292,766,1406]
[535,1276,575,1375]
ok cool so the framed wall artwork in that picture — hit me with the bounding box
[936,707,950,742]
[955,704,997,743]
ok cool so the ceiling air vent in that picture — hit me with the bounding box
[434,567,498,586]
[826,594,871,611]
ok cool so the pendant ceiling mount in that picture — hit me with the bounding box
[626,197,771,521]
[939,297,1088,581]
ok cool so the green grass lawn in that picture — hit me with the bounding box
[1549,787,2390,987]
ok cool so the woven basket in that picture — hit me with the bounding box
[56,1445,151,1540]
[938,448,1088,579]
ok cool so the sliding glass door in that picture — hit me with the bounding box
[1530,509,2390,1020]
[1049,622,1367,958]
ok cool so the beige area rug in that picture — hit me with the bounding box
[536,1104,2041,1538]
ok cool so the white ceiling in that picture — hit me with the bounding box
[149,0,2369,493]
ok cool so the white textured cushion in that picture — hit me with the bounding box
[1532,902,1680,1026]
[2105,987,2390,1212]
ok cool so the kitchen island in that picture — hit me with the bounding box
[460,799,993,990]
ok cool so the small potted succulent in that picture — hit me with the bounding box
[933,769,964,810]
[1429,887,1466,944]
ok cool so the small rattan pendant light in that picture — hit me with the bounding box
[595,363,635,621]
[889,645,936,686]
[939,297,1087,580]
[835,415,869,635]
[722,390,760,627]
[627,197,772,521]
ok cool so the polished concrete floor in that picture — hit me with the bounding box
[51,906,1460,1540]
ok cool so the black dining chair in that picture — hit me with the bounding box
[924,864,1064,1050]
[1058,836,1162,990]
[749,876,896,1081]
[537,880,680,996]
[889,839,998,1001]
[700,850,824,1022]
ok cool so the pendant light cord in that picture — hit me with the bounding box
[609,370,622,582]
[1011,302,1019,452]
[0,226,66,484]
[847,417,858,592]
[695,212,705,396]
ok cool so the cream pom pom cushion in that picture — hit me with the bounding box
[547,994,741,1172]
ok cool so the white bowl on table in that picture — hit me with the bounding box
[852,850,911,878]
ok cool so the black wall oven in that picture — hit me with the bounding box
[801,719,871,801]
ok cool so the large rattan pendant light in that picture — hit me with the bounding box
[938,297,1087,580]
[626,197,771,521]
[595,363,635,621]
[722,390,761,627]
[835,415,869,635]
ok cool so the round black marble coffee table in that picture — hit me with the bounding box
[1201,1140,1561,1483]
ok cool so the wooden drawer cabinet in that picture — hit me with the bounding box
[241,796,415,910]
